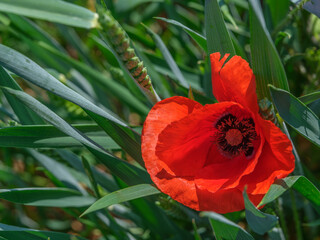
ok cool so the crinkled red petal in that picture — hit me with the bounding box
[195,185,264,213]
[155,169,199,210]
[141,96,202,209]
[239,117,295,195]
[155,102,234,177]
[142,96,202,176]
[156,102,259,177]
[210,53,259,113]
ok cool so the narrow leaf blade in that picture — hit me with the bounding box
[249,0,289,100]
[0,66,44,124]
[205,0,236,56]
[0,188,95,207]
[201,212,254,240]
[143,24,189,88]
[259,176,320,207]
[0,124,119,149]
[81,184,160,216]
[3,87,151,186]
[269,85,320,148]
[243,190,278,235]
[0,0,98,28]
[0,223,87,240]
[155,17,207,52]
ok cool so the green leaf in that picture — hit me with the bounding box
[308,99,320,118]
[38,42,150,116]
[82,156,101,198]
[266,0,289,26]
[29,150,87,194]
[2,87,151,186]
[243,190,278,235]
[85,112,145,166]
[296,0,320,18]
[249,0,289,100]
[155,17,207,52]
[201,212,254,240]
[56,149,119,193]
[299,91,320,117]
[205,0,236,56]
[1,87,102,151]
[145,51,202,91]
[57,25,96,67]
[89,34,119,67]
[115,0,164,13]
[81,184,160,217]
[0,44,146,165]
[114,177,188,238]
[8,14,66,52]
[259,176,320,207]
[0,223,87,240]
[299,91,320,105]
[0,0,98,29]
[143,24,189,88]
[269,85,320,148]
[0,124,119,149]
[0,66,44,125]
[219,1,238,29]
[0,187,95,207]
[204,0,236,97]
[0,44,128,127]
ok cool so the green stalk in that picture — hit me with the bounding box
[290,189,303,240]
[275,198,289,240]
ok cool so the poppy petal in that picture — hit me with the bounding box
[195,185,264,213]
[210,53,259,113]
[240,118,295,195]
[194,136,263,194]
[156,101,237,176]
[141,96,202,209]
[155,169,199,210]
[142,96,202,177]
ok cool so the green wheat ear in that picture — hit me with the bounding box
[97,7,160,103]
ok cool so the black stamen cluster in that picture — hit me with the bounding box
[214,114,257,157]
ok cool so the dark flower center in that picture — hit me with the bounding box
[214,113,257,158]
[225,129,243,146]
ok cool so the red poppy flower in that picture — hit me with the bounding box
[141,53,295,213]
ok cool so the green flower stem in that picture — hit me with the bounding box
[290,189,303,240]
[275,198,289,240]
[97,7,160,104]
[282,122,305,239]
